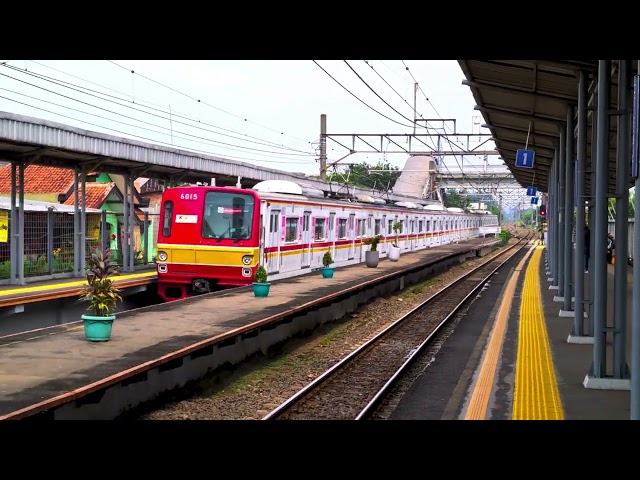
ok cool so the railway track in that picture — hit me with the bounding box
[262,230,535,420]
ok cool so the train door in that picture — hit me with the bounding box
[301,211,311,269]
[329,212,336,260]
[267,210,280,274]
[382,214,387,256]
[404,215,410,251]
[348,213,356,260]
[410,216,416,251]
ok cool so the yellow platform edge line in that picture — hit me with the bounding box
[512,246,564,420]
[464,241,537,420]
[0,270,157,297]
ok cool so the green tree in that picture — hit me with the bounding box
[328,161,400,191]
[443,189,470,209]
[489,204,501,217]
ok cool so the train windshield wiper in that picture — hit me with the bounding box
[216,227,231,243]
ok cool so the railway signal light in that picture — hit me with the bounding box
[539,205,546,217]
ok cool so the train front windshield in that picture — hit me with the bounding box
[202,191,255,241]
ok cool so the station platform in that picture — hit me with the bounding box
[0,268,157,309]
[388,242,633,420]
[0,236,502,420]
[488,245,631,419]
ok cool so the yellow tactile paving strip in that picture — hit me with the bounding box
[512,246,564,420]
[0,271,156,297]
[464,243,535,420]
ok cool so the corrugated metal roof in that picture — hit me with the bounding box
[0,196,102,213]
[0,110,439,205]
[458,60,630,195]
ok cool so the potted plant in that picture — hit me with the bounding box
[253,265,271,297]
[388,221,402,262]
[78,248,123,342]
[363,234,381,268]
[321,250,334,278]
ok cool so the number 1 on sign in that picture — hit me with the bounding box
[523,152,528,165]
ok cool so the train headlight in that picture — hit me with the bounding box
[158,251,168,262]
[242,255,253,265]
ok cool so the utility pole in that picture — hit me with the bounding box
[411,82,418,151]
[319,114,327,180]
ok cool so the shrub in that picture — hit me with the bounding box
[254,266,268,283]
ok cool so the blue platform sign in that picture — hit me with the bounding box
[515,149,535,168]
[526,186,537,196]
[531,197,539,205]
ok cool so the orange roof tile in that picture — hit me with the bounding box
[63,182,115,209]
[0,165,76,195]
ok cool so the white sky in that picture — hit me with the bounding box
[0,60,527,208]
[0,59,529,208]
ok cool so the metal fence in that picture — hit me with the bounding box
[0,208,160,282]
[107,212,160,266]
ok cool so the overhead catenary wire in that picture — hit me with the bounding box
[0,94,315,166]
[363,60,438,152]
[396,60,493,193]
[0,63,314,155]
[0,69,316,158]
[313,60,427,131]
[106,60,311,144]
[343,60,426,132]
[0,86,318,165]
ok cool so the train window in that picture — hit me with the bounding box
[419,220,423,232]
[338,218,347,239]
[202,191,255,240]
[162,200,173,237]
[329,213,335,231]
[357,219,365,236]
[285,217,298,242]
[388,219,393,234]
[367,215,372,230]
[374,219,381,235]
[315,218,326,240]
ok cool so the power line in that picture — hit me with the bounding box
[364,61,424,119]
[343,60,426,132]
[312,60,421,131]
[28,60,169,112]
[363,60,438,151]
[0,94,315,166]
[0,86,316,165]
[0,68,315,158]
[2,63,313,155]
[397,60,488,193]
[106,60,310,143]
[401,60,430,104]
[400,60,468,150]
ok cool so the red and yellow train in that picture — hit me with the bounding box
[155,180,500,302]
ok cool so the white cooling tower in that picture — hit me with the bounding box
[392,155,437,198]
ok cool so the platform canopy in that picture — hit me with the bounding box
[458,60,635,195]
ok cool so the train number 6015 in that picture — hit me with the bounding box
[180,193,198,200]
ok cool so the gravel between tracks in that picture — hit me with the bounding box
[139,237,518,420]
